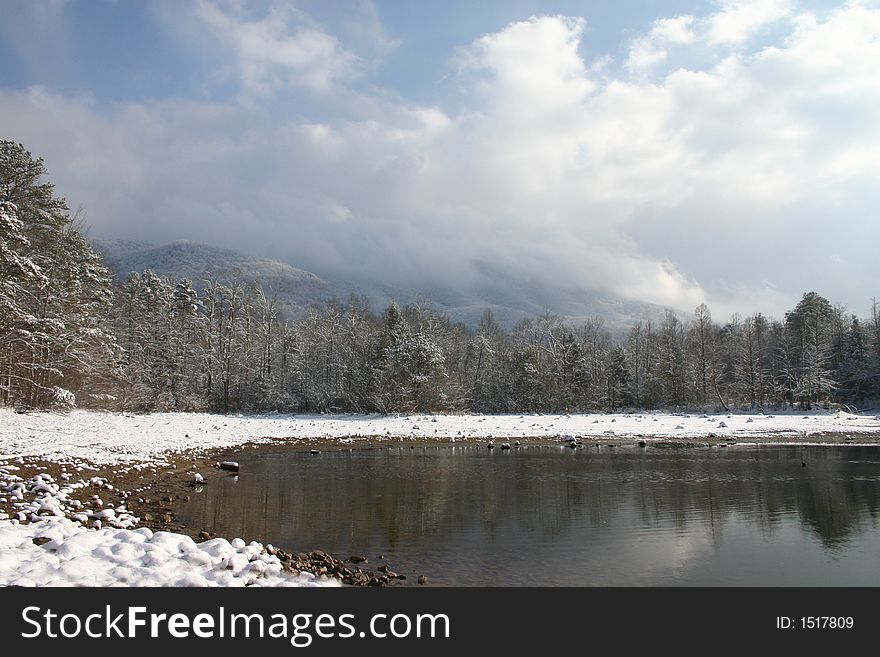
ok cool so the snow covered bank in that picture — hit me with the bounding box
[2,408,879,586]
[2,409,880,465]
[0,466,338,587]
[0,517,338,587]
[0,467,138,528]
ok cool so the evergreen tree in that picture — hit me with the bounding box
[0,140,114,408]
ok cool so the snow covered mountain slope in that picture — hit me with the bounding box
[93,239,671,330]
[94,239,337,317]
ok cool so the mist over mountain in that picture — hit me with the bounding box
[94,239,671,332]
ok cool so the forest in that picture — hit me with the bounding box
[2,140,879,414]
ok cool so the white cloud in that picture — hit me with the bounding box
[626,15,696,71]
[455,16,595,117]
[707,0,793,45]
[3,3,880,319]
[195,0,360,95]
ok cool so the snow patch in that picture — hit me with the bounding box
[0,517,338,587]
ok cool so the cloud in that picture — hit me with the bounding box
[194,0,361,95]
[627,0,793,72]
[626,15,696,71]
[707,0,793,45]
[2,3,880,320]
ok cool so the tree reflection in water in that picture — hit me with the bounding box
[178,445,880,585]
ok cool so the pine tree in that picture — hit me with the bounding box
[838,318,871,404]
[0,140,114,408]
[784,292,837,408]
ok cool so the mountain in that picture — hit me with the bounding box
[93,239,336,317]
[93,239,672,332]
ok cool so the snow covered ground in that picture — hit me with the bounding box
[2,408,880,466]
[0,465,338,587]
[0,517,337,587]
[3,407,880,587]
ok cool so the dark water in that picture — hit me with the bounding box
[178,445,880,585]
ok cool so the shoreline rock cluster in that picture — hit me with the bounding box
[267,547,411,587]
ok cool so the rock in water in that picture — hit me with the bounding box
[219,461,240,472]
[418,575,428,585]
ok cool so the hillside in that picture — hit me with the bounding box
[93,239,671,331]
[93,239,337,317]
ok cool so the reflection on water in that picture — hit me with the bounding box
[178,446,880,585]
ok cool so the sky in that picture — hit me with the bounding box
[1,0,878,320]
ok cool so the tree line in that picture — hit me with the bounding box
[3,140,879,414]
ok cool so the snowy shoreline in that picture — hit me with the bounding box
[3,408,880,587]
[3,408,880,466]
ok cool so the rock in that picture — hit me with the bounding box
[638,440,647,448]
[219,461,240,472]
[310,449,321,455]
[350,555,368,564]
[32,537,51,546]
[417,575,428,585]
[500,442,511,450]
[377,564,389,573]
[487,442,495,449]
[198,531,211,540]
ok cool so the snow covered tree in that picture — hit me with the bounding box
[0,199,45,405]
[784,292,837,408]
[606,346,630,410]
[692,303,713,404]
[0,140,115,408]
[657,310,689,407]
[837,318,872,404]
[731,313,772,409]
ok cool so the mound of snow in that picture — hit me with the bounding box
[0,517,339,587]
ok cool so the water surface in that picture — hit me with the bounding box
[178,445,880,585]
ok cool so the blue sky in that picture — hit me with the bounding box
[1,0,877,318]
